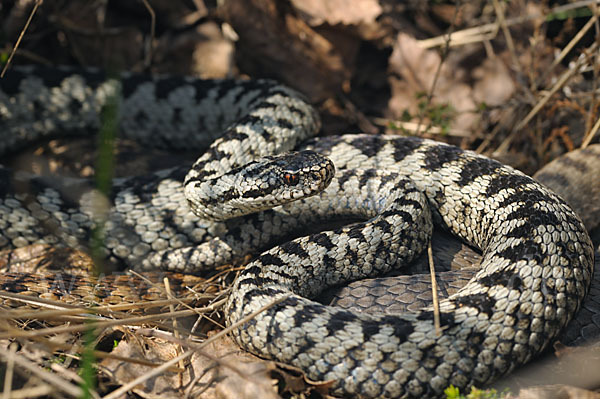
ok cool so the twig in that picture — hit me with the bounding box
[427,243,441,336]
[0,386,54,399]
[0,292,204,318]
[492,0,521,74]
[340,95,378,134]
[0,0,42,78]
[1,343,16,399]
[583,116,600,148]
[415,1,462,136]
[163,277,186,380]
[418,0,600,49]
[140,0,156,69]
[374,118,473,138]
[585,4,600,144]
[418,16,524,49]
[0,300,227,340]
[537,13,599,86]
[137,329,252,379]
[494,43,597,156]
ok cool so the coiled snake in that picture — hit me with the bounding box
[0,66,596,398]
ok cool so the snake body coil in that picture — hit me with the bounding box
[0,66,595,398]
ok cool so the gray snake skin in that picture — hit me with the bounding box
[0,66,596,398]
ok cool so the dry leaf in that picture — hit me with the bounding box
[388,33,478,132]
[472,58,515,107]
[290,0,382,26]
[101,332,280,399]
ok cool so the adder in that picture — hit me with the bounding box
[0,66,596,398]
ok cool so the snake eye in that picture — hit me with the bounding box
[284,173,299,186]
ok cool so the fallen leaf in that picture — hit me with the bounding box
[101,331,281,399]
[290,0,382,26]
[388,33,478,133]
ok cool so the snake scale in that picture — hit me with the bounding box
[0,66,596,398]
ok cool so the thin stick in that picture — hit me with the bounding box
[0,300,227,339]
[492,0,522,75]
[0,0,42,78]
[418,15,528,49]
[585,4,600,143]
[1,344,16,399]
[0,386,54,399]
[164,277,186,379]
[140,0,156,69]
[128,269,203,312]
[427,243,441,336]
[374,118,473,138]
[538,13,598,86]
[494,44,596,155]
[418,0,600,49]
[514,48,592,129]
[415,1,462,136]
[582,116,600,148]
[0,294,203,319]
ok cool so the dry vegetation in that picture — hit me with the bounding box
[0,0,599,398]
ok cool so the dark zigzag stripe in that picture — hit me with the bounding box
[456,156,503,187]
[357,169,379,187]
[416,309,457,326]
[391,136,425,161]
[503,210,560,239]
[239,115,274,140]
[495,239,544,264]
[151,77,212,100]
[486,172,537,199]
[362,314,416,342]
[478,269,523,290]
[243,262,302,287]
[242,185,278,199]
[311,232,335,250]
[450,292,496,317]
[279,240,310,258]
[350,135,387,157]
[421,141,463,171]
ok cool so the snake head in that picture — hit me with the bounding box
[236,150,335,210]
[185,150,335,221]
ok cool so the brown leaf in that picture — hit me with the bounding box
[472,58,515,107]
[290,0,382,26]
[196,333,280,399]
[388,33,478,132]
[101,331,280,399]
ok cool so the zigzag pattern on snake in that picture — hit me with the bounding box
[0,66,595,398]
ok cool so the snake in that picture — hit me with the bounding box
[0,66,596,398]
[324,144,600,348]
